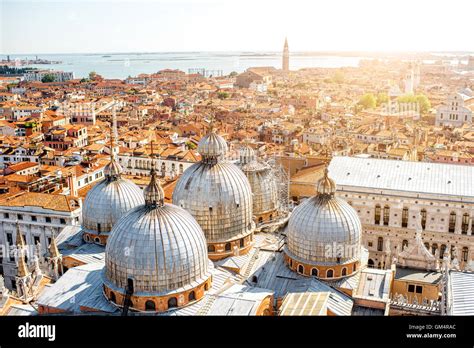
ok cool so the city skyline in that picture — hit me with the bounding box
[2,0,474,54]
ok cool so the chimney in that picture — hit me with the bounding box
[67,172,78,197]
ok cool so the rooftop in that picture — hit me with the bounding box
[395,268,443,285]
[329,156,474,198]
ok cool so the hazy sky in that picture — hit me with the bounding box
[1,0,473,54]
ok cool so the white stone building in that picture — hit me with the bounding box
[117,154,196,179]
[328,156,474,271]
[0,192,82,290]
[435,91,473,127]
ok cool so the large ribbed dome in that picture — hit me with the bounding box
[173,130,254,257]
[104,171,211,299]
[239,145,279,221]
[286,167,361,265]
[82,160,144,235]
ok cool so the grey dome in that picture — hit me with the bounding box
[82,165,144,235]
[104,174,211,295]
[173,157,254,244]
[239,146,279,217]
[286,169,361,265]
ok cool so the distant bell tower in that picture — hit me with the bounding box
[282,37,289,72]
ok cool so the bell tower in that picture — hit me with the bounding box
[282,37,289,72]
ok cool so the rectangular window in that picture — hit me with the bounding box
[60,218,66,225]
[408,284,415,293]
[17,214,23,220]
[6,233,13,245]
[3,213,9,219]
[33,235,40,246]
[415,285,423,294]
[402,207,408,228]
[45,217,51,223]
[31,215,37,222]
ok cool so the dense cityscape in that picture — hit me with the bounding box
[0,31,473,318]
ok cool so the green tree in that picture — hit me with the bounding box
[186,141,197,150]
[376,92,389,106]
[217,91,229,100]
[229,71,238,77]
[397,94,431,114]
[41,74,55,83]
[357,93,376,110]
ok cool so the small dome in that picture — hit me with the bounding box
[238,146,279,220]
[197,131,228,163]
[239,145,256,165]
[82,166,144,235]
[104,175,211,298]
[316,168,336,195]
[103,159,123,179]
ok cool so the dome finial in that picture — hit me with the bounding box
[104,101,123,180]
[316,146,336,196]
[144,141,165,207]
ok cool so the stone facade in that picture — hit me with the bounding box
[336,189,473,270]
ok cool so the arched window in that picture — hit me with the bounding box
[298,265,304,274]
[461,213,469,234]
[94,237,100,244]
[341,267,347,276]
[449,212,456,233]
[368,259,375,268]
[311,268,318,277]
[188,291,196,302]
[383,206,390,226]
[161,163,166,175]
[258,217,263,224]
[179,164,184,174]
[353,263,357,272]
[402,207,409,228]
[97,223,101,233]
[377,237,383,251]
[289,259,293,268]
[374,205,381,224]
[208,245,215,253]
[424,242,430,250]
[225,243,231,251]
[377,262,382,269]
[204,283,209,291]
[326,269,334,278]
[431,243,438,256]
[110,291,116,304]
[269,214,273,221]
[462,247,469,262]
[402,239,408,250]
[421,209,427,230]
[450,245,456,260]
[440,244,447,259]
[240,238,244,248]
[167,297,177,309]
[145,300,155,311]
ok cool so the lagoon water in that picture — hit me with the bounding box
[2,52,363,79]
